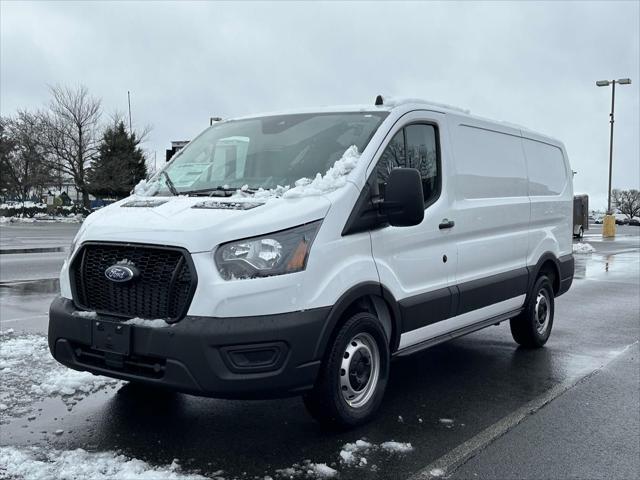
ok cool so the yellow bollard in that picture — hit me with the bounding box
[603,214,616,238]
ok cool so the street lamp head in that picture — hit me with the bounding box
[596,80,610,87]
[617,78,632,85]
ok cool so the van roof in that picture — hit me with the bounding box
[229,97,563,146]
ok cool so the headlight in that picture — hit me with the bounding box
[215,221,322,280]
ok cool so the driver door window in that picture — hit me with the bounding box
[375,124,440,207]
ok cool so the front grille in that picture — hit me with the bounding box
[71,243,197,322]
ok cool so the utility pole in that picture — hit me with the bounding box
[596,78,631,237]
[127,91,132,133]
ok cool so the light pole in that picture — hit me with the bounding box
[596,77,631,237]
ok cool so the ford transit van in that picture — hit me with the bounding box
[48,97,574,427]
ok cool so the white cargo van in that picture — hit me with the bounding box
[49,98,574,427]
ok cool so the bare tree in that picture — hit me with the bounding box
[42,85,102,208]
[0,111,52,208]
[612,189,640,219]
[0,118,18,199]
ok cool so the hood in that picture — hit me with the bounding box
[80,195,331,253]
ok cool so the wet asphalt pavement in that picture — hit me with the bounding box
[0,223,638,479]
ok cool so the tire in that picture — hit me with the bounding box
[510,275,555,348]
[303,312,390,429]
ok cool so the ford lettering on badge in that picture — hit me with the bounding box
[104,265,136,283]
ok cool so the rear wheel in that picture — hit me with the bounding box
[303,312,389,429]
[510,275,554,348]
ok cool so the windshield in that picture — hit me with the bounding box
[148,112,388,196]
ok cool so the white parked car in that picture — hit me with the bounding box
[49,98,574,427]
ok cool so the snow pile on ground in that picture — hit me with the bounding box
[339,439,372,466]
[275,460,338,479]
[0,331,121,423]
[0,446,209,480]
[337,438,413,471]
[123,318,171,328]
[438,418,455,428]
[379,441,414,453]
[0,215,83,224]
[282,145,361,198]
[573,242,596,254]
[31,369,116,397]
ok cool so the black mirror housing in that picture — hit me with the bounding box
[382,168,424,227]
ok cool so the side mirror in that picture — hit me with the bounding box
[382,168,424,227]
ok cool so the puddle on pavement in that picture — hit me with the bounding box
[574,251,640,280]
[0,278,60,296]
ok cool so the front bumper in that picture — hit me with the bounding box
[48,297,330,399]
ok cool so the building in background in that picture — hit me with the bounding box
[166,141,189,162]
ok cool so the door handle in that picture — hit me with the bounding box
[439,219,455,229]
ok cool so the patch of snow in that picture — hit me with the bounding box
[0,446,209,480]
[573,242,596,254]
[133,178,160,196]
[72,310,98,318]
[429,468,445,477]
[397,415,404,423]
[31,369,115,397]
[339,450,355,464]
[339,439,413,470]
[439,418,454,425]
[282,145,360,199]
[0,332,121,423]
[275,459,337,479]
[340,439,373,466]
[379,441,414,453]
[310,463,337,478]
[123,318,170,328]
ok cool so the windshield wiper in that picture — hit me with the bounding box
[161,171,179,196]
[180,186,238,197]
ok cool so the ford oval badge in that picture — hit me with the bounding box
[104,264,137,283]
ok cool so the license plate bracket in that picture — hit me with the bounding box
[92,320,131,355]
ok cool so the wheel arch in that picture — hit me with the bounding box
[529,252,561,296]
[313,282,402,360]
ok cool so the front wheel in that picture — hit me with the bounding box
[510,275,555,348]
[303,312,390,429]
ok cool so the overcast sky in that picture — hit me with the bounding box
[2,1,638,209]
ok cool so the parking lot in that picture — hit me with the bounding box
[0,222,638,479]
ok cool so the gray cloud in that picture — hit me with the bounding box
[1,0,638,209]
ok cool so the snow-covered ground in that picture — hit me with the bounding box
[0,215,83,224]
[337,438,414,472]
[0,447,210,480]
[0,324,417,479]
[0,330,121,423]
